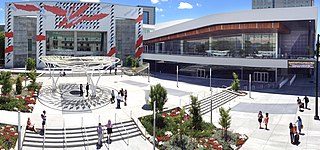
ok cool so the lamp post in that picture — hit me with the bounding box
[210,68,212,92]
[176,65,179,88]
[314,34,319,120]
[153,101,156,150]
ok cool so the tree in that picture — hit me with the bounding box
[28,70,37,84]
[132,58,140,68]
[0,32,4,61]
[125,55,133,67]
[218,107,231,142]
[231,72,240,92]
[16,75,23,95]
[1,71,12,96]
[26,58,36,70]
[149,83,167,113]
[189,95,202,130]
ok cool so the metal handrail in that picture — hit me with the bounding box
[42,124,46,150]
[115,114,130,145]
[63,119,67,150]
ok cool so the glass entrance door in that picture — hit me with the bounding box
[253,72,269,82]
[197,69,206,78]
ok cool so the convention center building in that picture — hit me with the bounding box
[142,7,318,82]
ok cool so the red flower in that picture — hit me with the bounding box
[156,136,163,141]
[164,135,170,141]
[162,113,168,117]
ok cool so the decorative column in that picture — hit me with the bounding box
[107,5,116,57]
[4,3,14,68]
[135,7,143,58]
[36,2,45,68]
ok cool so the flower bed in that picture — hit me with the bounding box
[140,107,248,149]
[0,124,18,150]
[0,90,37,113]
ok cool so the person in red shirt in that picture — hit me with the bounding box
[263,113,269,130]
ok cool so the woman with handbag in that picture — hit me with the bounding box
[296,116,303,134]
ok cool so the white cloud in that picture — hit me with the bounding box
[161,14,165,17]
[80,0,100,2]
[0,8,3,12]
[161,0,168,1]
[178,2,193,9]
[151,0,160,4]
[156,7,163,12]
[196,3,202,7]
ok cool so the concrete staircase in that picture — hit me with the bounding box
[185,90,238,115]
[23,120,142,149]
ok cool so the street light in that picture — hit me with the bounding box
[314,34,319,120]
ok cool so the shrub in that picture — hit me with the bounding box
[15,75,23,95]
[125,55,133,67]
[163,134,196,150]
[219,107,231,142]
[1,71,12,96]
[149,84,167,113]
[28,70,37,84]
[132,58,140,68]
[231,72,240,92]
[26,58,36,70]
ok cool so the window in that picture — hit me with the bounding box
[143,11,149,24]
[28,39,32,51]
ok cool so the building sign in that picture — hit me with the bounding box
[288,61,314,68]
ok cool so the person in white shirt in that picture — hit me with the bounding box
[116,92,122,109]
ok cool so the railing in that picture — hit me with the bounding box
[42,124,46,150]
[279,78,289,89]
[289,74,297,86]
[129,111,147,141]
[115,113,130,145]
[63,119,67,150]
[81,117,89,149]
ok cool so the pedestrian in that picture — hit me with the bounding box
[116,92,122,109]
[292,124,299,145]
[79,84,83,96]
[263,113,269,130]
[86,83,89,97]
[109,67,112,74]
[304,96,309,109]
[258,111,263,129]
[106,120,113,142]
[289,123,294,144]
[120,88,124,97]
[124,89,127,106]
[111,90,115,103]
[297,97,302,111]
[115,67,117,75]
[27,118,38,133]
[41,110,46,130]
[296,116,303,134]
[97,123,103,146]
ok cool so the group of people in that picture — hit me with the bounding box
[297,96,309,111]
[26,110,46,134]
[289,116,303,145]
[112,88,128,109]
[257,111,269,130]
[97,120,113,146]
[79,83,90,97]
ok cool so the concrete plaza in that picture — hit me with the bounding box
[0,70,319,149]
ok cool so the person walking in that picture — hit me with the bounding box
[124,89,127,106]
[296,116,303,134]
[86,83,89,97]
[120,88,124,97]
[116,92,122,109]
[297,97,302,111]
[97,123,103,146]
[304,96,309,109]
[289,123,294,144]
[258,111,263,129]
[79,84,83,97]
[106,120,113,142]
[292,124,299,145]
[111,90,115,104]
[263,113,269,130]
[41,110,46,130]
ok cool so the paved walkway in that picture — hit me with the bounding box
[0,69,319,149]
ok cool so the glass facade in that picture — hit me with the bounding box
[145,33,277,58]
[46,31,74,51]
[143,11,149,24]
[77,32,103,52]
[46,31,104,52]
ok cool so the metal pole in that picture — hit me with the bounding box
[18,111,21,150]
[249,74,252,98]
[176,65,179,87]
[315,34,319,120]
[210,68,212,91]
[148,63,150,83]
[210,91,212,124]
[153,101,156,150]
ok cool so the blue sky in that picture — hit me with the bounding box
[0,0,319,24]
